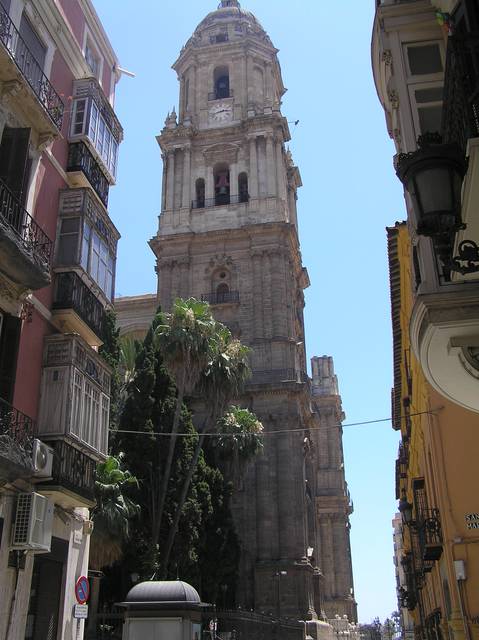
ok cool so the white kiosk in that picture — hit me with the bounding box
[119,580,205,640]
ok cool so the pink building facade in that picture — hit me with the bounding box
[0,1,122,638]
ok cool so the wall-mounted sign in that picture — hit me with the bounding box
[464,513,479,529]
[74,604,88,619]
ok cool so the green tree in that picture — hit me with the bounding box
[89,455,139,570]
[215,406,263,485]
[152,298,216,550]
[159,325,253,576]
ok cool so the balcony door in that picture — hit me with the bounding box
[0,127,31,203]
[25,537,68,640]
[0,312,21,404]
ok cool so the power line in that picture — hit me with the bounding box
[110,408,442,438]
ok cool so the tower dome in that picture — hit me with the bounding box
[183,0,271,53]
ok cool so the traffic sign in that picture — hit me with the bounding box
[75,576,90,604]
[74,604,89,619]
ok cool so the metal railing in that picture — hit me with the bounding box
[248,369,308,385]
[201,290,239,304]
[52,271,105,339]
[67,142,109,208]
[0,396,36,456]
[208,88,233,100]
[417,508,443,562]
[48,439,96,503]
[0,176,53,267]
[442,34,479,154]
[192,193,249,209]
[0,3,64,129]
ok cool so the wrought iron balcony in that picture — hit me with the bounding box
[0,177,53,289]
[442,34,479,154]
[0,397,35,483]
[418,508,443,562]
[52,271,105,341]
[192,193,249,209]
[67,141,109,208]
[41,439,96,505]
[201,290,239,305]
[208,88,233,100]
[0,3,63,130]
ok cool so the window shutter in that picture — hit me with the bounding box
[19,14,46,69]
[0,313,22,403]
[0,127,31,200]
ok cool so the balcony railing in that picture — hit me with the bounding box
[0,176,53,267]
[442,34,479,154]
[248,369,308,385]
[46,439,95,503]
[0,4,64,129]
[201,290,239,305]
[192,193,249,209]
[0,396,35,458]
[208,88,233,100]
[67,142,109,208]
[417,508,443,562]
[53,271,105,339]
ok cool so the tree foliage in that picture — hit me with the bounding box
[89,454,139,570]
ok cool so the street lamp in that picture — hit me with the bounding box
[398,490,414,528]
[396,135,467,238]
[273,570,287,620]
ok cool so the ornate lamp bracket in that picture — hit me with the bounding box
[449,240,479,275]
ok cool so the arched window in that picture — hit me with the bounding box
[214,163,230,206]
[238,172,249,203]
[216,282,230,303]
[195,178,205,208]
[214,66,230,100]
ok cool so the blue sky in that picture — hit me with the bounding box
[93,0,405,623]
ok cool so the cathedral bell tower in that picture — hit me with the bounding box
[150,1,332,629]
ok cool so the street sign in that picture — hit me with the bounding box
[74,604,88,619]
[75,576,90,604]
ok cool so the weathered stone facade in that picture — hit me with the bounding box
[116,0,356,630]
[311,357,357,622]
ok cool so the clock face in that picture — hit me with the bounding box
[209,102,232,123]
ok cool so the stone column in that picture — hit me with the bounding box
[205,165,214,202]
[252,250,263,340]
[249,137,258,198]
[230,162,239,200]
[161,154,167,211]
[191,63,197,117]
[263,252,272,338]
[276,140,287,201]
[265,62,273,104]
[179,258,190,298]
[271,250,282,336]
[166,150,175,211]
[266,134,276,196]
[182,146,191,208]
[158,260,173,310]
[247,53,254,110]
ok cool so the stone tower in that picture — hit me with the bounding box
[311,357,357,622]
[148,0,354,628]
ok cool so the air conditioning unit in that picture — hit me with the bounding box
[32,439,54,478]
[11,492,54,552]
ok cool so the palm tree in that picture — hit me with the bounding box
[152,298,216,553]
[159,326,252,576]
[215,406,264,486]
[89,454,140,571]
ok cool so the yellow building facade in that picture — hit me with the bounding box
[388,223,479,640]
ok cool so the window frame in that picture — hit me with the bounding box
[403,41,445,82]
[407,80,444,138]
[82,30,104,84]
